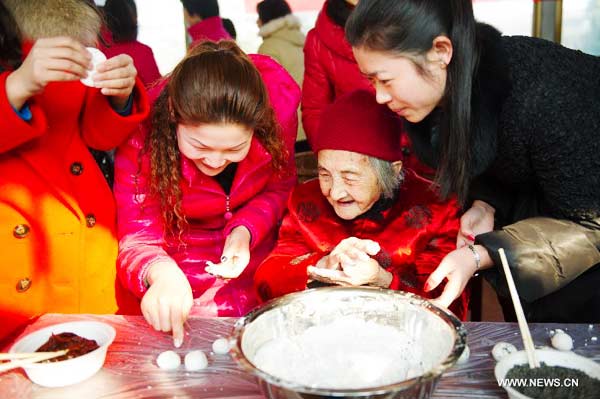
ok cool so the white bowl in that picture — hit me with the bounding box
[495,348,600,399]
[9,321,115,387]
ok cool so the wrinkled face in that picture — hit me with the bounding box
[318,150,382,220]
[353,47,446,123]
[177,123,253,176]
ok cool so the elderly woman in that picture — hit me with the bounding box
[254,90,469,319]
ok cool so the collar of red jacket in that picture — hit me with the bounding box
[314,1,355,62]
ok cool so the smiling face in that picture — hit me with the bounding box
[177,123,253,176]
[318,150,382,220]
[353,47,446,123]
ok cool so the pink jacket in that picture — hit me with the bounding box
[115,55,300,317]
[102,40,161,88]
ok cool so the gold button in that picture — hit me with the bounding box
[13,224,30,238]
[70,162,83,176]
[86,214,96,228]
[16,278,32,292]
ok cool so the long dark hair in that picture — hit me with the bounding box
[144,40,287,237]
[103,0,138,42]
[346,0,479,204]
[0,0,22,70]
[326,0,355,28]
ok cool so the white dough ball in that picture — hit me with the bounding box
[212,338,230,354]
[492,342,517,361]
[456,344,470,365]
[80,47,107,87]
[156,350,181,370]
[184,350,208,371]
[551,331,573,351]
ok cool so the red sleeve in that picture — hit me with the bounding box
[0,72,48,153]
[254,210,322,301]
[301,29,334,145]
[81,78,150,150]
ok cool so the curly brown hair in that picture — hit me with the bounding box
[143,40,287,237]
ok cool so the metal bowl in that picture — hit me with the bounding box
[230,287,466,399]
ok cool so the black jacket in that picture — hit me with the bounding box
[405,24,600,305]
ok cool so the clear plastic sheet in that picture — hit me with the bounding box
[1,314,599,398]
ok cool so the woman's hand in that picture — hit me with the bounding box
[141,261,193,348]
[92,53,137,109]
[5,36,91,110]
[456,200,495,248]
[307,237,391,287]
[205,226,251,279]
[425,244,491,308]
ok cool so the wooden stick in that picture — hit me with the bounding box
[498,248,540,368]
[0,350,68,373]
[0,350,67,361]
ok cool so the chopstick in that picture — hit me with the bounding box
[498,248,540,368]
[0,350,68,373]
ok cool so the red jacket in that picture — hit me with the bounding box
[101,40,161,88]
[302,2,433,177]
[115,55,300,317]
[0,53,149,341]
[254,171,469,320]
[188,16,232,47]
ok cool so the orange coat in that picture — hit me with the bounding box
[0,70,150,341]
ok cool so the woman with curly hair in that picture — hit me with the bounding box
[115,40,300,347]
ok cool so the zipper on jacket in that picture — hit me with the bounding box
[224,195,232,220]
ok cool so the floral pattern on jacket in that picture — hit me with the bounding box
[254,171,469,320]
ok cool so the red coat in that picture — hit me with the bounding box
[254,172,469,320]
[301,2,433,177]
[115,55,300,317]
[101,40,161,88]
[0,62,149,341]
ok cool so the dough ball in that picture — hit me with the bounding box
[212,338,230,354]
[492,342,517,361]
[551,330,573,351]
[80,47,107,87]
[184,350,208,371]
[156,350,181,370]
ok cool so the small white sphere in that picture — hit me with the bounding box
[156,350,181,370]
[184,350,208,371]
[492,342,517,361]
[212,338,230,354]
[551,331,573,351]
[456,344,470,365]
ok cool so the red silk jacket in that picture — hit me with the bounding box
[254,171,469,320]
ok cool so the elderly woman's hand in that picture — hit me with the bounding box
[93,53,138,110]
[308,237,392,287]
[456,200,495,248]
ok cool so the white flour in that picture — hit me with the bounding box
[252,317,426,389]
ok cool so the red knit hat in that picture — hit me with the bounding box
[312,89,404,162]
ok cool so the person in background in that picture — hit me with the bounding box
[115,41,300,347]
[101,0,161,88]
[180,0,231,47]
[347,0,600,322]
[257,0,306,148]
[0,0,149,343]
[302,0,430,178]
[222,17,237,40]
[254,90,468,320]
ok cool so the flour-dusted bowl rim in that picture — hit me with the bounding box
[230,287,466,398]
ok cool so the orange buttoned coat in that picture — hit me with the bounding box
[0,69,149,341]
